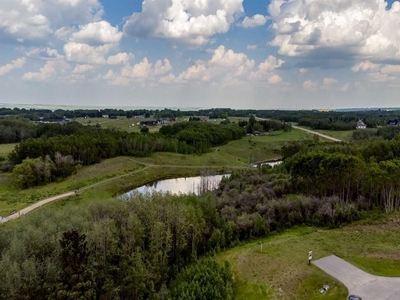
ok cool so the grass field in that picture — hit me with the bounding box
[0,143,17,158]
[75,117,163,133]
[218,213,400,299]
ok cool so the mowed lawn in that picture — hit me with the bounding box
[218,214,400,300]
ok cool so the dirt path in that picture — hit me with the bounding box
[292,125,342,142]
[1,163,246,224]
[313,255,400,299]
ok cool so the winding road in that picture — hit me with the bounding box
[313,255,400,300]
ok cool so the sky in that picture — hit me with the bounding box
[1,0,400,109]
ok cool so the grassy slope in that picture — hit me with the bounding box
[218,214,400,300]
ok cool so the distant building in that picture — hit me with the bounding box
[356,120,367,129]
[102,115,109,118]
[387,119,400,126]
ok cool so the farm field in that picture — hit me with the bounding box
[218,213,400,300]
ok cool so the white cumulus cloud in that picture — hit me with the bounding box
[72,21,123,45]
[107,52,134,65]
[64,42,114,64]
[22,60,70,81]
[123,0,244,45]
[0,58,26,76]
[268,0,400,61]
[0,0,103,44]
[241,14,268,28]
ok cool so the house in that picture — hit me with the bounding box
[102,114,109,118]
[387,119,400,126]
[356,120,367,129]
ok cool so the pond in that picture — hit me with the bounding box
[121,174,230,197]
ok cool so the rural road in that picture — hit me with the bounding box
[254,116,342,142]
[292,125,343,142]
[313,255,400,300]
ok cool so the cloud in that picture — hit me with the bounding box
[155,59,172,75]
[63,42,114,64]
[0,58,26,76]
[323,77,338,86]
[251,55,285,78]
[176,45,255,83]
[121,58,152,79]
[73,64,93,74]
[22,60,70,81]
[268,0,400,61]
[241,14,268,28]
[303,80,317,90]
[247,45,258,50]
[25,48,64,60]
[0,0,103,44]
[352,60,400,82]
[123,0,244,45]
[322,77,338,89]
[72,21,123,45]
[268,74,282,84]
[107,52,134,65]
[340,83,350,91]
[299,68,308,74]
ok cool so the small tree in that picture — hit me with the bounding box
[140,126,149,135]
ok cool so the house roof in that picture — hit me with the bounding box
[387,119,400,126]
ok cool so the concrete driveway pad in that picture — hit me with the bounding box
[313,255,400,300]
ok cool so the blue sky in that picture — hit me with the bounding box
[1,0,400,109]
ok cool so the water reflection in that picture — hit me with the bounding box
[122,174,230,197]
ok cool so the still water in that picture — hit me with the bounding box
[122,174,230,197]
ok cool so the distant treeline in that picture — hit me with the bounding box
[1,107,399,127]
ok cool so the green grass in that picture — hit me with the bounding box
[216,129,308,163]
[217,214,400,299]
[0,143,17,158]
[75,117,163,133]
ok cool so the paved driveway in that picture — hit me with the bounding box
[313,255,400,300]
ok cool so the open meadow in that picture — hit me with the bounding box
[218,213,400,300]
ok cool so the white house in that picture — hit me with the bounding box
[356,120,367,129]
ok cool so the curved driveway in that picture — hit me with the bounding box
[313,255,400,300]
